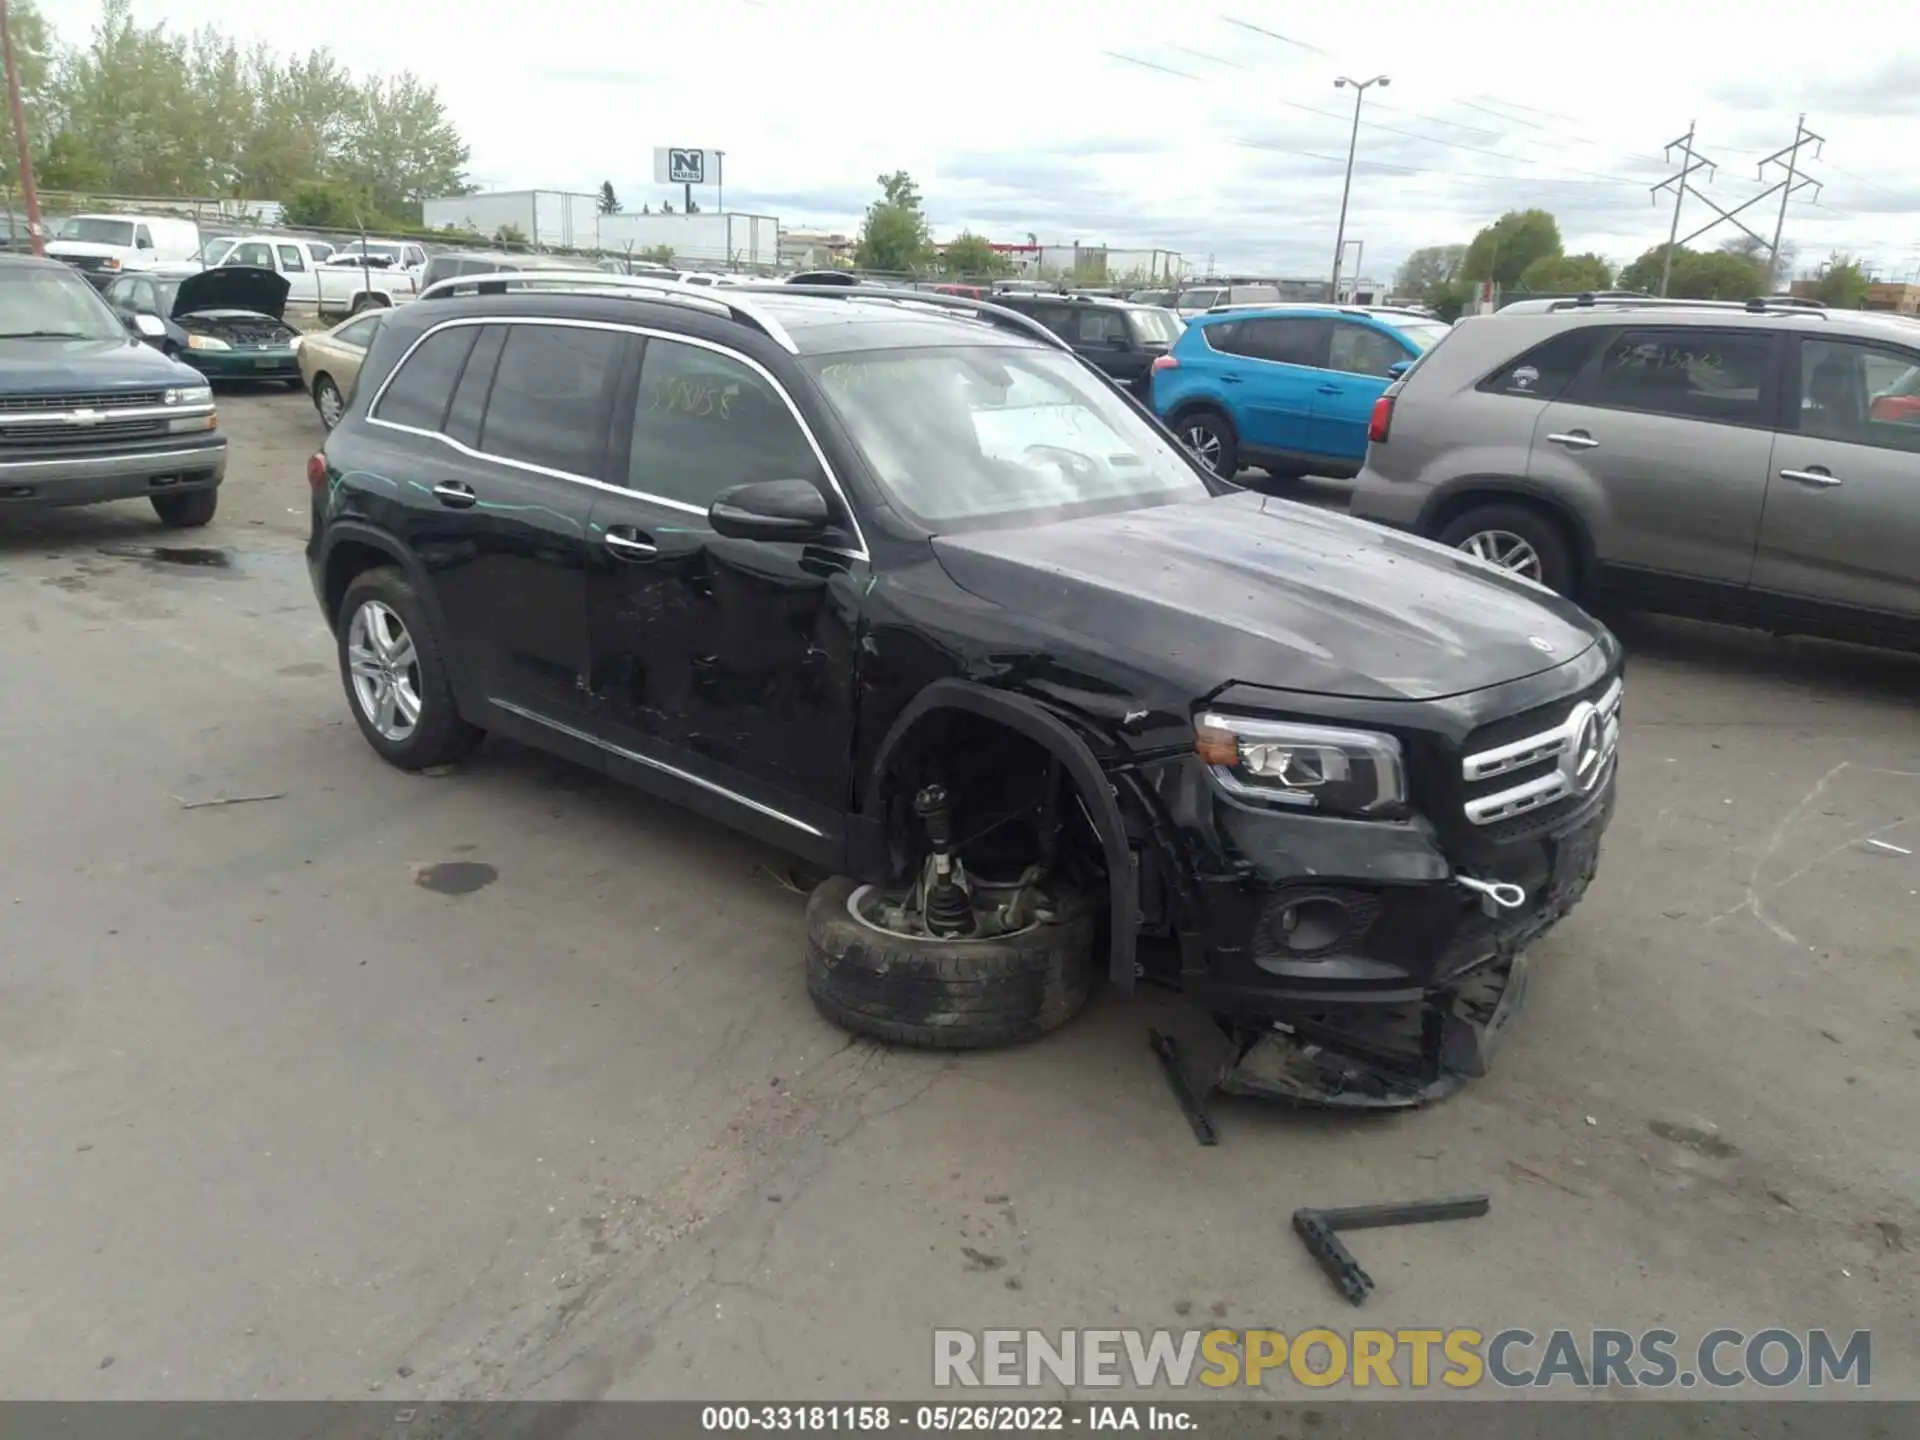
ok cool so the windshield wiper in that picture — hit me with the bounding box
[0,329,96,339]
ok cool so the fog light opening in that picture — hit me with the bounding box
[1276,895,1351,953]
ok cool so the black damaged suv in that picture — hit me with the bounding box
[306,272,1623,1107]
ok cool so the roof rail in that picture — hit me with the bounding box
[414,270,799,352]
[1540,293,1828,320]
[735,283,1076,354]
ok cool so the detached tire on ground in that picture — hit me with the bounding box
[804,875,1096,1050]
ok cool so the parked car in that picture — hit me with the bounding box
[1349,298,1920,651]
[328,238,429,279]
[0,255,224,527]
[1151,304,1453,480]
[987,292,1183,399]
[418,250,590,293]
[208,236,416,317]
[105,266,302,386]
[46,213,202,288]
[296,308,390,428]
[1174,282,1282,318]
[303,277,1622,1105]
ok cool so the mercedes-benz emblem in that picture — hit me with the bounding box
[1559,702,1604,794]
[1529,635,1555,653]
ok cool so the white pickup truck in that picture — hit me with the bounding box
[206,236,418,317]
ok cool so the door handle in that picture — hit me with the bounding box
[1546,431,1599,450]
[1316,384,1342,395]
[432,481,477,508]
[1779,467,1842,488]
[603,527,658,560]
[1220,373,1242,384]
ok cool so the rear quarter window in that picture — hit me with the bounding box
[1476,327,1607,402]
[371,326,481,432]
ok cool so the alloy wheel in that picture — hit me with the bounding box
[1183,424,1223,473]
[346,599,423,742]
[1458,529,1544,583]
[317,379,344,429]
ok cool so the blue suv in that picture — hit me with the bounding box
[1151,306,1451,481]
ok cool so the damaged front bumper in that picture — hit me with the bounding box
[1138,674,1620,1109]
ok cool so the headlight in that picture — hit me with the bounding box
[164,385,213,406]
[186,334,230,351]
[1195,714,1407,818]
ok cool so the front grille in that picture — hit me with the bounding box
[0,417,168,447]
[1459,677,1621,827]
[0,390,165,412]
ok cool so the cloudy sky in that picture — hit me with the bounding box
[48,0,1920,284]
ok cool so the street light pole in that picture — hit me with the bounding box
[1330,74,1388,302]
[0,0,44,257]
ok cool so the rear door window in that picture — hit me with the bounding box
[1243,316,1330,368]
[277,245,307,272]
[372,325,480,432]
[1569,328,1776,427]
[476,323,626,477]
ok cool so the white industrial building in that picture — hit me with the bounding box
[1035,245,1181,283]
[596,212,780,270]
[422,190,780,269]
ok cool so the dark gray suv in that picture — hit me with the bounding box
[1350,298,1920,652]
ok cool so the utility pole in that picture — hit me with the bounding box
[1763,116,1823,287]
[0,0,44,257]
[1330,74,1389,302]
[1651,122,1713,297]
[1642,120,1824,288]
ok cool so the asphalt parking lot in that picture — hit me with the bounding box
[3,389,1917,1409]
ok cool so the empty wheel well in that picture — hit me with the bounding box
[1426,487,1591,580]
[323,542,398,627]
[870,709,1113,896]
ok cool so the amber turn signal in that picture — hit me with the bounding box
[1194,720,1240,767]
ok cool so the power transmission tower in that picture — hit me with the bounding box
[1647,120,1824,293]
[1651,122,1714,296]
[1761,116,1824,285]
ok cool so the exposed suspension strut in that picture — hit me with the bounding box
[915,784,976,937]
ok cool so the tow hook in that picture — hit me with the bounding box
[1456,875,1527,916]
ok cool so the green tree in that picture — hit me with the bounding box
[597,180,620,216]
[1393,243,1466,298]
[941,230,1004,277]
[337,72,470,221]
[1618,244,1766,300]
[1461,210,1563,290]
[0,0,56,189]
[281,178,389,229]
[1720,233,1794,287]
[1804,253,1870,309]
[1517,252,1614,294]
[636,243,673,265]
[235,48,359,200]
[855,169,931,273]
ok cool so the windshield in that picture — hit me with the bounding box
[0,265,127,339]
[196,236,240,264]
[1128,308,1183,345]
[57,217,136,247]
[338,243,403,264]
[1393,320,1453,352]
[1181,288,1224,309]
[807,344,1210,533]
[1130,289,1174,306]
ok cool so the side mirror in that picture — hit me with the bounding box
[709,478,831,543]
[1387,360,1412,378]
[132,313,166,339]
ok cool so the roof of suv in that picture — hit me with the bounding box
[394,274,1076,358]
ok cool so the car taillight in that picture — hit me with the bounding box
[1368,394,1395,444]
[1152,354,1179,372]
[307,453,327,491]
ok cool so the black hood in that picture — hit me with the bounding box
[931,490,1601,703]
[172,266,290,320]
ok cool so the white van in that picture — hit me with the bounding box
[47,213,201,287]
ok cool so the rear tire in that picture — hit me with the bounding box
[152,489,218,528]
[1173,408,1239,478]
[314,375,345,430]
[804,875,1095,1050]
[1437,503,1577,597]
